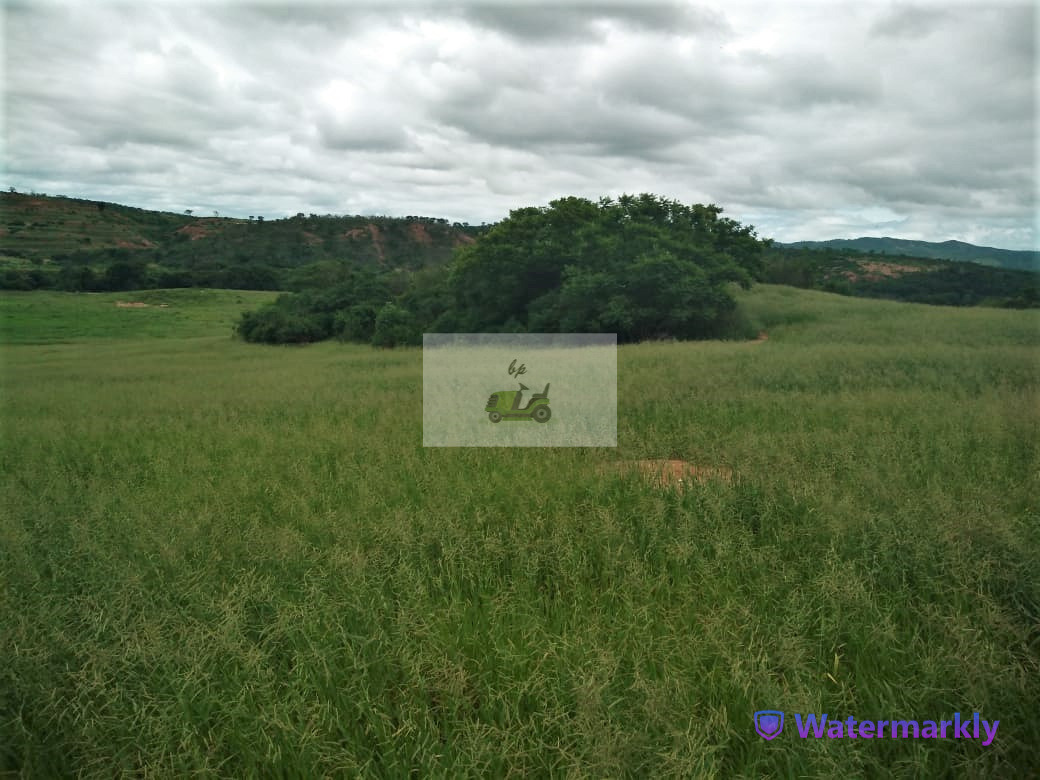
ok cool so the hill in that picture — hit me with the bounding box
[0,191,485,292]
[763,245,1038,308]
[781,237,1038,271]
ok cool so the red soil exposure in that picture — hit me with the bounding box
[301,231,323,245]
[840,261,930,283]
[368,224,386,262]
[409,222,433,245]
[344,224,386,261]
[453,233,476,247]
[116,238,156,249]
[605,459,734,491]
[861,261,924,276]
[176,224,211,241]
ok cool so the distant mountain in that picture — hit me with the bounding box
[780,237,1038,272]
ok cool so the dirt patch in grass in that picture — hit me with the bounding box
[605,459,734,490]
[115,301,169,308]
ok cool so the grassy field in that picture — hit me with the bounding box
[2,286,1038,777]
[0,288,279,344]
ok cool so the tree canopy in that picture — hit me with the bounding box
[439,194,769,341]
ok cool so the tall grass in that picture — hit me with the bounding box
[0,288,278,344]
[1,286,1038,776]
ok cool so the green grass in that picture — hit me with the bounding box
[0,288,278,344]
[0,255,45,271]
[1,287,1038,777]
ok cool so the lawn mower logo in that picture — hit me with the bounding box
[485,382,551,424]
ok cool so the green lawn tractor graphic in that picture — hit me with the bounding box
[485,382,551,423]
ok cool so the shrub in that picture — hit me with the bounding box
[236,296,333,344]
[371,302,417,348]
[335,303,381,343]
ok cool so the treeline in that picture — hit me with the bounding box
[0,254,283,292]
[235,269,410,345]
[855,264,1039,308]
[762,247,1039,308]
[237,194,770,346]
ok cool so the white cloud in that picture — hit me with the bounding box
[2,0,1036,248]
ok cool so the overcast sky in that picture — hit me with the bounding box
[3,1,1037,248]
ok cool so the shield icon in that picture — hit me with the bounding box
[754,710,784,740]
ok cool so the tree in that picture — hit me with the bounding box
[236,305,326,344]
[101,260,147,291]
[184,209,193,217]
[371,302,416,347]
[441,194,768,341]
[335,303,381,342]
[220,264,281,290]
[57,264,97,291]
[447,198,600,329]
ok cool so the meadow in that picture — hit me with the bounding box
[1,285,1038,777]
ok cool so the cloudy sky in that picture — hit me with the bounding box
[3,1,1037,248]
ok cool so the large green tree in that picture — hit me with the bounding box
[442,194,769,341]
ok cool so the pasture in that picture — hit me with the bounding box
[1,286,1037,776]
